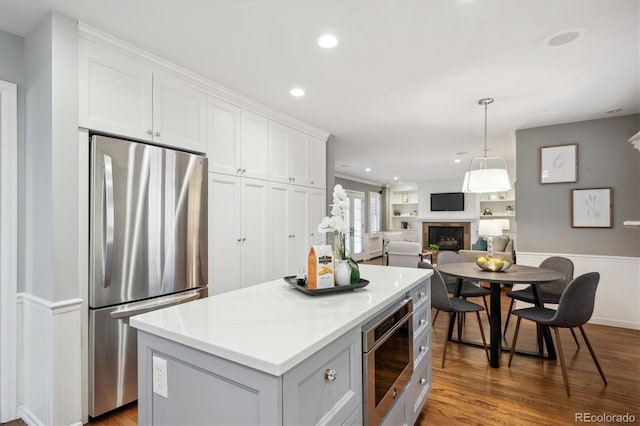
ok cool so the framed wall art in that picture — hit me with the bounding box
[540,143,578,184]
[571,187,612,228]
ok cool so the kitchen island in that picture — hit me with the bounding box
[131,264,432,425]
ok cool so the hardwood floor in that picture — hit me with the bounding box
[5,257,638,425]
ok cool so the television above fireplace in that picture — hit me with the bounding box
[430,192,465,212]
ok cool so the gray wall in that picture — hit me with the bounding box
[24,11,79,301]
[0,29,25,292]
[334,177,386,234]
[516,114,640,257]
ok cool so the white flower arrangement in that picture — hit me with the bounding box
[317,184,360,283]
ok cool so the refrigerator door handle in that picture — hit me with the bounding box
[103,154,115,288]
[109,290,202,320]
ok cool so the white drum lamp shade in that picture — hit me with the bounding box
[478,220,503,237]
[461,98,512,194]
[478,220,502,257]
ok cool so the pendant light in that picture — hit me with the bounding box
[461,98,512,193]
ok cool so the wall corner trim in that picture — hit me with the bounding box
[18,293,83,425]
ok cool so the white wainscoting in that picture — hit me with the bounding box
[18,293,83,426]
[516,252,640,330]
[364,233,384,260]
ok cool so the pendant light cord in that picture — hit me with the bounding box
[478,97,494,169]
[483,101,488,158]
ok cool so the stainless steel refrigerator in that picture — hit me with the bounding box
[89,135,208,417]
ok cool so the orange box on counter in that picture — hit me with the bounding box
[307,245,334,289]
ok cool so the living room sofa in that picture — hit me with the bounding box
[457,235,515,263]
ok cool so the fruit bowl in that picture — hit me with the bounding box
[475,255,512,272]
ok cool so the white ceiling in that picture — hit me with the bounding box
[0,0,638,186]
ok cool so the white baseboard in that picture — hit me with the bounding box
[516,252,640,330]
[18,293,83,426]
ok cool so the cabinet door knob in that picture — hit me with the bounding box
[420,378,426,385]
[420,345,427,352]
[155,131,161,137]
[242,238,246,242]
[324,369,337,382]
[420,319,427,326]
[237,168,242,174]
[237,238,242,242]
[242,168,246,173]
[310,180,314,184]
[292,177,295,182]
[147,129,153,136]
[419,291,425,298]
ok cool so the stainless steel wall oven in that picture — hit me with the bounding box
[363,298,414,425]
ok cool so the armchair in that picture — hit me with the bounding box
[386,241,423,268]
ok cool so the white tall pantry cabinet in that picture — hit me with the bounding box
[207,100,326,294]
[208,174,270,294]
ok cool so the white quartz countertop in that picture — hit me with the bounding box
[130,265,431,376]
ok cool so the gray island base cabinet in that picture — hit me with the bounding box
[138,328,362,425]
[132,265,431,425]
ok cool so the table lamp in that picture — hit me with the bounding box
[478,220,503,257]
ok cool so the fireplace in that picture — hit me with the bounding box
[428,226,464,251]
[422,222,471,252]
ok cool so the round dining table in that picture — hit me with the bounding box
[436,262,565,368]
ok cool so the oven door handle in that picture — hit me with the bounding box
[110,290,201,319]
[364,298,413,352]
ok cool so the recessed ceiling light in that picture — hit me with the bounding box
[317,34,338,49]
[606,108,623,114]
[365,167,372,172]
[547,30,580,47]
[393,177,398,180]
[290,87,305,97]
[454,159,462,163]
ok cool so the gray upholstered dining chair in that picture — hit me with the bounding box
[418,261,489,368]
[508,272,607,396]
[437,251,490,312]
[503,256,578,347]
[386,241,422,268]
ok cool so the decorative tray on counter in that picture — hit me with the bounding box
[283,276,369,295]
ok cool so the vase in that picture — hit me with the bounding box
[335,259,351,286]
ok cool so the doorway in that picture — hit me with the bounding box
[344,190,365,261]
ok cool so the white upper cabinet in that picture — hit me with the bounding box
[290,130,310,186]
[240,111,269,180]
[268,121,325,189]
[79,38,153,142]
[152,72,206,153]
[268,120,292,184]
[79,38,207,153]
[207,97,241,175]
[308,137,327,189]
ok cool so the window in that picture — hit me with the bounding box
[369,192,381,233]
